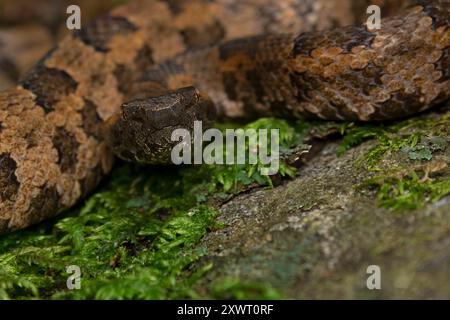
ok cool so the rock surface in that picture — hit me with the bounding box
[198,112,450,299]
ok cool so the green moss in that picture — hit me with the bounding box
[363,172,450,210]
[358,131,425,170]
[338,124,386,156]
[210,118,310,192]
[0,164,224,299]
[342,114,450,210]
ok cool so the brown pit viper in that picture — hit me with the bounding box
[0,0,449,234]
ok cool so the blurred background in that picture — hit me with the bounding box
[0,0,126,90]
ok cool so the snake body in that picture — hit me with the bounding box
[0,0,449,233]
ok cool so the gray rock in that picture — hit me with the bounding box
[198,131,450,299]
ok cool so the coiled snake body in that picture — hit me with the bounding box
[0,0,449,233]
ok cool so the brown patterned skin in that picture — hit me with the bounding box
[0,0,449,234]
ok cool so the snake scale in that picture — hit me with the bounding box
[0,0,449,234]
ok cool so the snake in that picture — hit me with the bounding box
[0,0,449,234]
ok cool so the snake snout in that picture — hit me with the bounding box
[105,86,217,165]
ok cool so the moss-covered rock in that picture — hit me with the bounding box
[197,104,450,299]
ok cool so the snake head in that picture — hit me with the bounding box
[105,86,217,164]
